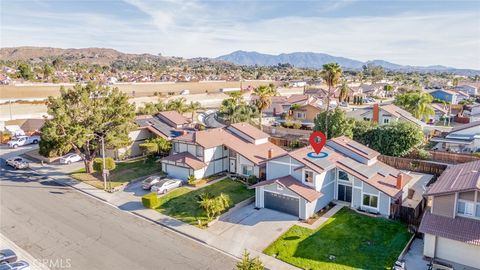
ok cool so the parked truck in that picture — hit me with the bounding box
[7,135,41,148]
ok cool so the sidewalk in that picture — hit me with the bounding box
[297,204,343,230]
[0,233,51,270]
[28,162,299,270]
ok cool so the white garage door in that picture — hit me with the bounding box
[436,236,480,268]
[165,165,190,181]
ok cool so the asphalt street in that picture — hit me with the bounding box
[0,149,236,270]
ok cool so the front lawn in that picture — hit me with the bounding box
[71,157,162,189]
[155,179,254,227]
[264,208,412,270]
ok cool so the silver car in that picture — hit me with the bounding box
[150,179,183,194]
[5,157,29,170]
[0,260,30,270]
[142,175,166,190]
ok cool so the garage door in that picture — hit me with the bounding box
[436,236,480,268]
[165,165,190,181]
[264,191,299,217]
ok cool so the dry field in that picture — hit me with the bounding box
[0,80,275,100]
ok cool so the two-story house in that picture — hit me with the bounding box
[431,121,480,153]
[352,104,426,129]
[419,160,480,268]
[161,122,287,181]
[251,136,415,220]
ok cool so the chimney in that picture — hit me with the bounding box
[396,173,404,189]
[181,130,188,135]
[268,148,273,159]
[372,103,380,123]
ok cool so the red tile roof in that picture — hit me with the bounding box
[161,152,207,170]
[251,175,322,202]
[426,160,480,196]
[419,211,480,246]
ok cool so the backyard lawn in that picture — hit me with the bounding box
[264,208,412,270]
[155,179,254,227]
[71,157,162,189]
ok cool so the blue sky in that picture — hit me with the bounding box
[1,0,479,69]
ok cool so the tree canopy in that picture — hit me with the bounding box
[394,91,434,121]
[314,107,354,139]
[40,83,136,173]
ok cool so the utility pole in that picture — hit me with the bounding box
[9,99,12,120]
[101,136,107,190]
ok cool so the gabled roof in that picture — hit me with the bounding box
[425,160,480,196]
[286,94,309,104]
[161,152,207,170]
[173,126,287,165]
[250,175,322,202]
[379,104,426,127]
[230,122,269,140]
[157,111,190,126]
[419,211,480,246]
[329,136,380,160]
[135,115,183,139]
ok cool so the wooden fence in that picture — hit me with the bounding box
[378,155,448,177]
[428,151,480,164]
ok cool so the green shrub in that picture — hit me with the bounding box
[417,149,432,160]
[93,157,116,172]
[292,121,302,129]
[142,192,159,209]
[139,142,159,156]
[187,175,197,185]
[247,175,258,185]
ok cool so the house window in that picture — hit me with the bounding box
[338,170,349,181]
[457,200,475,216]
[196,146,203,157]
[173,142,179,152]
[363,117,371,121]
[242,165,254,176]
[383,118,390,124]
[295,112,306,119]
[362,194,378,208]
[304,170,314,183]
[476,203,480,218]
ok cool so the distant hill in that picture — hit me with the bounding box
[217,51,480,75]
[0,46,169,66]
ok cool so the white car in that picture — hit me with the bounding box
[150,179,183,194]
[5,157,29,170]
[142,175,167,190]
[59,153,82,164]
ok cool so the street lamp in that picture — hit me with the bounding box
[87,133,108,190]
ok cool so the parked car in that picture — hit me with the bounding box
[7,136,40,148]
[0,249,17,264]
[150,179,182,194]
[59,153,82,164]
[142,175,167,190]
[5,157,29,170]
[0,260,30,270]
[339,101,349,107]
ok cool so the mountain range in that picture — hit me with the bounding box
[216,50,480,75]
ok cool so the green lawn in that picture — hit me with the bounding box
[155,179,254,227]
[71,157,162,189]
[264,208,412,270]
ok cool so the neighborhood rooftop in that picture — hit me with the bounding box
[425,160,480,196]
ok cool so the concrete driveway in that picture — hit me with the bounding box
[208,203,298,252]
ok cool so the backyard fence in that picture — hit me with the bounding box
[378,155,447,177]
[427,151,480,164]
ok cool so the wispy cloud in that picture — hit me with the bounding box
[1,0,479,69]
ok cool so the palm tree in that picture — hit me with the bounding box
[166,98,188,113]
[394,91,434,121]
[338,80,349,102]
[253,85,276,130]
[320,63,342,138]
[187,101,202,122]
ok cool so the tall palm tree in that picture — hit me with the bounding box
[338,80,349,102]
[187,101,202,122]
[166,98,187,113]
[253,85,277,130]
[320,63,342,138]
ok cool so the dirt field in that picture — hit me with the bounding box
[0,80,276,100]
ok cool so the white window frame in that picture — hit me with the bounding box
[337,170,351,182]
[295,111,306,119]
[242,165,254,176]
[361,192,379,210]
[457,199,475,218]
[383,118,390,124]
[304,170,314,184]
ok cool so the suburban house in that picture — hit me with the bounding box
[455,84,478,96]
[251,136,424,220]
[350,103,426,129]
[419,160,480,268]
[1,118,45,136]
[430,121,480,153]
[107,111,191,159]
[429,103,450,124]
[466,104,480,122]
[429,89,469,105]
[289,97,323,128]
[161,122,287,181]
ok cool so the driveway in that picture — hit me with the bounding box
[208,203,298,252]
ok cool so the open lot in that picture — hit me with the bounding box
[155,179,254,227]
[264,208,412,270]
[70,157,162,189]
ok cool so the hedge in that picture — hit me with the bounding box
[142,192,160,209]
[93,157,116,172]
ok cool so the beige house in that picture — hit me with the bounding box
[419,160,480,268]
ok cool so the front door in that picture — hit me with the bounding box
[229,159,236,173]
[338,184,352,203]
